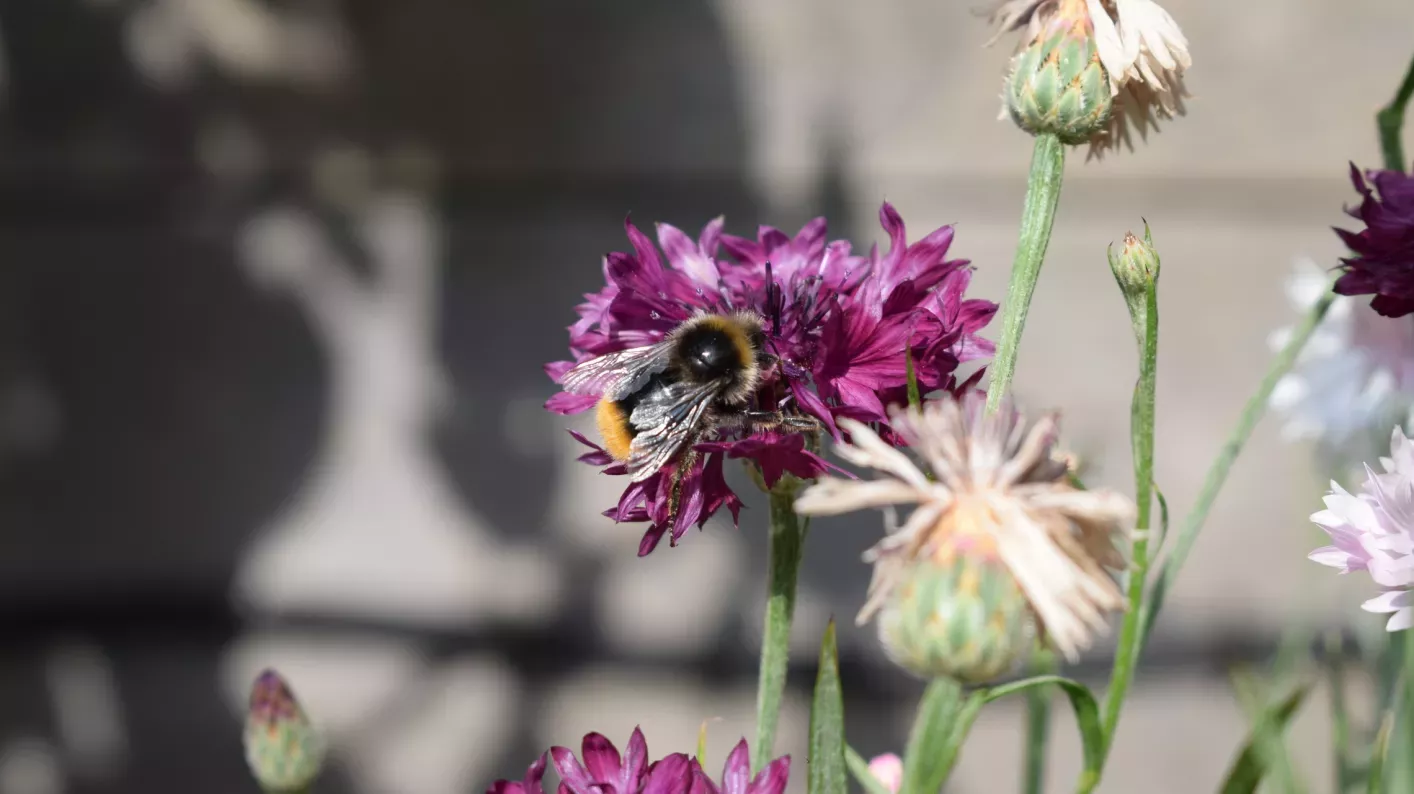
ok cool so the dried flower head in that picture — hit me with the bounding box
[1271,257,1414,476]
[794,392,1134,675]
[1310,427,1414,632]
[988,0,1191,156]
[243,669,324,793]
[547,206,997,554]
[486,728,789,794]
[1333,165,1414,318]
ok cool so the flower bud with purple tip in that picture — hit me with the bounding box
[244,669,324,793]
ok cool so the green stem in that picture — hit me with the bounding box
[752,486,806,772]
[1326,633,1351,793]
[1023,648,1056,794]
[900,680,985,794]
[985,133,1066,414]
[1100,280,1159,752]
[1143,288,1336,642]
[1377,50,1414,172]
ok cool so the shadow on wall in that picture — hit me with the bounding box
[0,0,764,791]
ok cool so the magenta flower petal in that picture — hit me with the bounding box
[747,757,790,794]
[640,754,695,794]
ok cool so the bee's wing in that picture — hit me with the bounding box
[559,342,673,400]
[624,380,722,482]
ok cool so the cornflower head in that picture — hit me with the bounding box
[1271,257,1414,477]
[546,205,996,555]
[1310,427,1414,632]
[1332,165,1414,318]
[988,0,1192,157]
[794,392,1134,681]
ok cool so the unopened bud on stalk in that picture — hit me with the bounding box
[1003,1,1113,144]
[874,525,1034,683]
[244,669,324,793]
[1109,222,1160,344]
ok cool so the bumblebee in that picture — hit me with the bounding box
[560,310,818,510]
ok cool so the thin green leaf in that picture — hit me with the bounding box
[984,675,1105,794]
[1218,684,1312,794]
[1021,647,1056,794]
[846,746,891,794]
[1369,710,1394,794]
[904,347,922,410]
[808,620,847,794]
[1153,480,1169,552]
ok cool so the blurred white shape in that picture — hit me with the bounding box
[349,656,519,794]
[546,416,658,555]
[599,530,740,655]
[42,642,126,779]
[220,633,423,734]
[125,0,351,90]
[0,739,64,794]
[232,189,559,626]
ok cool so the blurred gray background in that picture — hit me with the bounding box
[0,1,1412,792]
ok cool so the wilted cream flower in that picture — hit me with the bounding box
[794,393,1134,668]
[987,0,1191,156]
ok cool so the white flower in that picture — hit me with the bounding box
[1310,427,1414,631]
[1269,258,1414,471]
[793,392,1134,662]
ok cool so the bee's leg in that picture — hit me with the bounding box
[664,444,701,545]
[739,410,822,434]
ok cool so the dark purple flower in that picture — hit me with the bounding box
[489,729,786,794]
[689,740,790,794]
[547,204,996,552]
[1333,164,1414,317]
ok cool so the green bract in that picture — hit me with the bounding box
[1006,29,1113,145]
[876,554,1032,683]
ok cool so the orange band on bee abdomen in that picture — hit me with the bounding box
[595,398,636,461]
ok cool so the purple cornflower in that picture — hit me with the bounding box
[546,204,997,554]
[1333,164,1414,317]
[486,729,789,794]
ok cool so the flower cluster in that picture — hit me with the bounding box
[546,204,997,554]
[1310,427,1414,632]
[488,728,790,794]
[795,392,1134,679]
[1333,165,1414,318]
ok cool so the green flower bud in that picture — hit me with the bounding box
[244,669,324,793]
[875,552,1032,683]
[1108,222,1161,346]
[1005,26,1113,145]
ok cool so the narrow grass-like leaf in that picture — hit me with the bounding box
[1369,710,1394,794]
[985,675,1105,793]
[1218,684,1311,794]
[808,620,846,794]
[904,347,922,410]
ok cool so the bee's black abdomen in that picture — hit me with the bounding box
[678,326,742,381]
